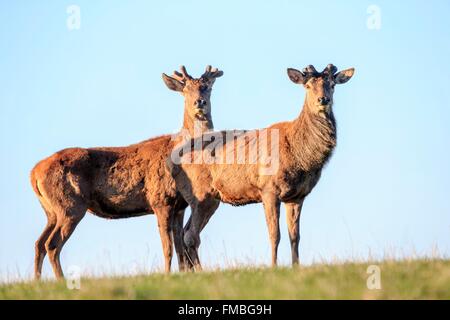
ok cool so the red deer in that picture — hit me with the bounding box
[30,66,223,279]
[169,64,354,270]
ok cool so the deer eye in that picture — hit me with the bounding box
[200,85,208,92]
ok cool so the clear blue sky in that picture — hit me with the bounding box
[1,1,449,280]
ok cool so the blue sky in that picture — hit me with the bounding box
[1,1,449,279]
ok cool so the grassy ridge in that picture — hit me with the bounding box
[1,259,449,299]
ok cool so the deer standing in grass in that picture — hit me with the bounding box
[30,66,223,279]
[169,64,354,269]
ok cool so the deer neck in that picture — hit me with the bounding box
[286,99,337,171]
[182,102,214,138]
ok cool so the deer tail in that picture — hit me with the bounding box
[30,167,43,197]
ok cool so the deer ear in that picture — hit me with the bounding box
[287,68,306,84]
[162,73,184,92]
[334,68,355,84]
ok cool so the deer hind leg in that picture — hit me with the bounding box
[172,209,187,272]
[184,198,220,272]
[45,202,86,280]
[34,205,57,280]
[285,199,304,266]
[155,206,175,273]
[262,193,281,267]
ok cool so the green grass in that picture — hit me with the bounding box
[1,259,449,299]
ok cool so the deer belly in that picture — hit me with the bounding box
[212,171,261,206]
[87,179,150,218]
[279,171,322,201]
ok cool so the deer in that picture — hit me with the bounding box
[30,65,223,279]
[168,64,354,270]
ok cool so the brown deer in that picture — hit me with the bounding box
[169,64,354,270]
[30,65,223,279]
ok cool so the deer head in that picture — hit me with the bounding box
[162,65,223,123]
[287,64,354,116]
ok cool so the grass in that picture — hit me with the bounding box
[1,259,449,299]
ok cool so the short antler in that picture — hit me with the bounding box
[303,65,318,75]
[300,64,320,81]
[201,65,224,80]
[172,65,193,83]
[299,64,339,80]
[322,64,338,76]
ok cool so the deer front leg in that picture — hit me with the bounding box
[182,215,195,271]
[285,199,304,266]
[262,193,281,267]
[184,197,220,271]
[172,209,187,272]
[155,206,174,273]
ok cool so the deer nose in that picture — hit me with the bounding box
[194,99,207,107]
[318,97,330,106]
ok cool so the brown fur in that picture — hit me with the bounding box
[169,64,354,269]
[31,66,223,279]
